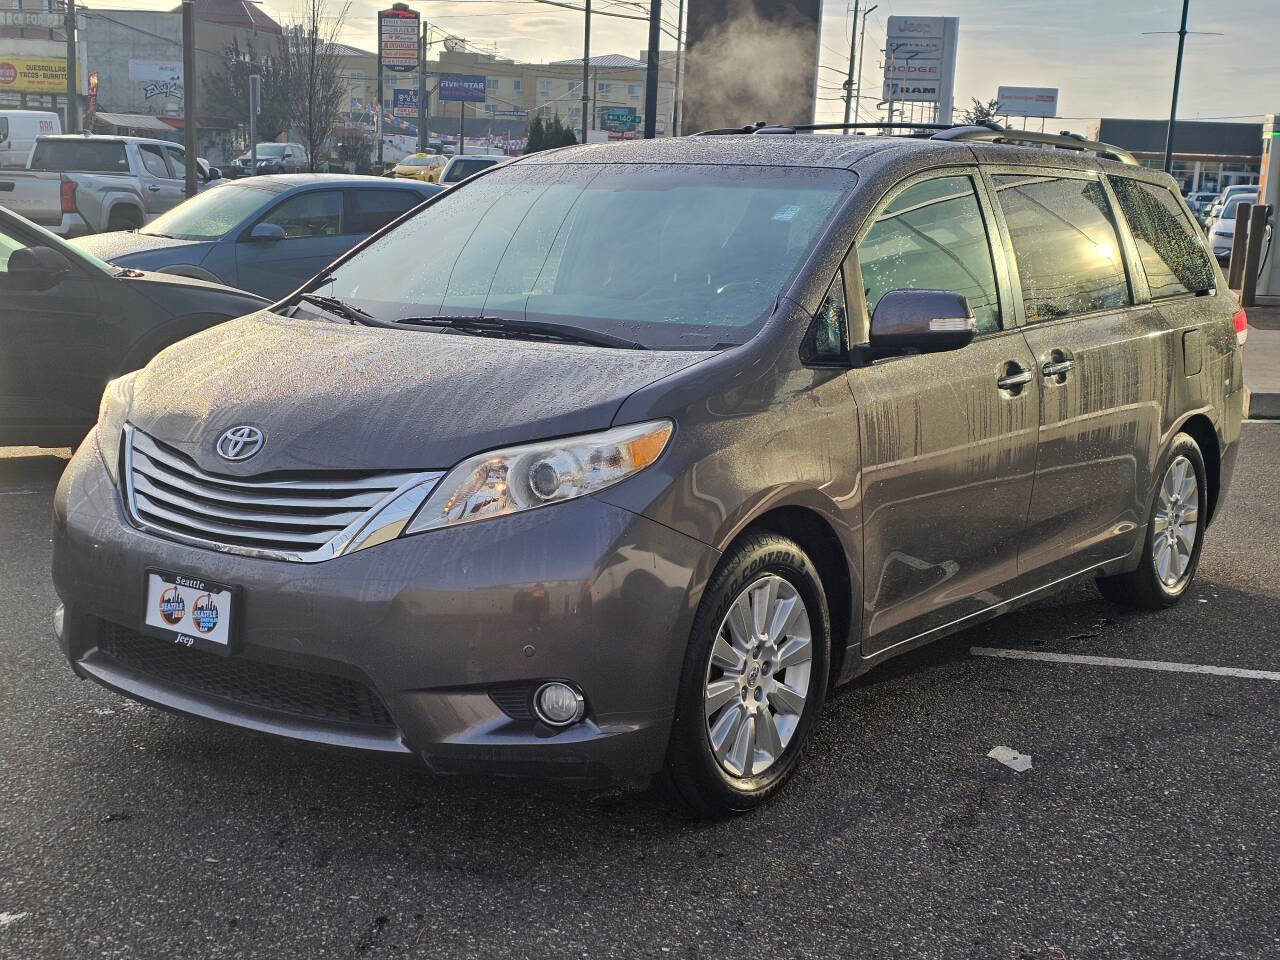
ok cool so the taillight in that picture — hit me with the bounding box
[59,178,76,214]
[1233,308,1248,346]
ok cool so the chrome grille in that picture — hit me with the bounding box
[123,426,440,562]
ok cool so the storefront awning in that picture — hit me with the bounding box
[93,112,179,131]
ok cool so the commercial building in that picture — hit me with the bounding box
[420,49,677,139]
[1093,118,1263,194]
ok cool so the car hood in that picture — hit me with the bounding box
[72,231,212,265]
[128,311,715,474]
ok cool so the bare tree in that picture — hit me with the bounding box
[280,0,352,172]
[203,37,290,144]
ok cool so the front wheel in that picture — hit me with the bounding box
[1097,432,1208,609]
[664,532,830,817]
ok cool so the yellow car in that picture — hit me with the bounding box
[392,153,448,183]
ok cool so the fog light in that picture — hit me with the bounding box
[534,681,585,726]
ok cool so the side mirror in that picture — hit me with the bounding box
[1,245,71,291]
[205,166,221,181]
[865,289,976,356]
[248,222,285,242]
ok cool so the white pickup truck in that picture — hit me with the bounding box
[0,134,222,236]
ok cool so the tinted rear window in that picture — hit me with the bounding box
[443,158,495,182]
[993,174,1130,323]
[29,139,128,173]
[348,189,425,233]
[1110,177,1213,299]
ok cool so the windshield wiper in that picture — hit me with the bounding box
[395,315,646,350]
[296,293,381,326]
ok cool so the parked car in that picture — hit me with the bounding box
[52,131,1245,816]
[392,152,447,183]
[1207,191,1258,263]
[1185,190,1218,219]
[72,175,440,300]
[1204,184,1256,229]
[0,135,222,235]
[439,154,508,184]
[230,142,309,177]
[0,206,265,448]
[0,109,60,168]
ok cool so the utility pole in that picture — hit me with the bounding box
[642,0,660,138]
[1162,0,1190,174]
[852,3,876,126]
[181,0,197,197]
[580,0,591,141]
[671,0,684,135]
[418,28,427,151]
[842,0,859,127]
[64,0,77,133]
[249,73,260,170]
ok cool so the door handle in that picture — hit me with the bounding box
[148,184,161,192]
[1041,359,1074,378]
[997,368,1034,390]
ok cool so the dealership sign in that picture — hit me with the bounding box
[379,6,419,73]
[883,15,958,119]
[438,74,486,103]
[995,86,1059,119]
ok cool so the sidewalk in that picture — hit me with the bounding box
[1245,304,1280,420]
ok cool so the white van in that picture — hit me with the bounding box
[0,111,61,168]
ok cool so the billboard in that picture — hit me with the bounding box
[379,6,419,73]
[883,15,958,120]
[392,88,419,117]
[996,86,1059,119]
[438,74,486,103]
[0,57,74,95]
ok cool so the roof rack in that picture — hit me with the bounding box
[933,122,1139,165]
[689,119,1139,165]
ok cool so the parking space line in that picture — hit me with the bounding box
[970,647,1280,681]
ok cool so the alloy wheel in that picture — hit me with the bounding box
[703,575,813,779]
[1152,454,1199,588]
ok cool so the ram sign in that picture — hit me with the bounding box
[996,86,1059,119]
[882,15,958,121]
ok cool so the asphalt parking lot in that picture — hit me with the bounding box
[2,424,1278,960]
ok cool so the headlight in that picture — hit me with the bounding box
[96,372,137,484]
[402,419,672,536]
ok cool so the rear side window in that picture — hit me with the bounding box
[29,139,128,172]
[0,119,8,144]
[993,174,1130,323]
[348,189,421,233]
[858,175,1002,334]
[138,144,170,178]
[1110,178,1213,299]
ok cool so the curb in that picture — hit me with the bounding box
[1246,390,1280,420]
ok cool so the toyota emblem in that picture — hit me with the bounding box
[216,425,265,461]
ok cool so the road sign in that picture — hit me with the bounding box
[995,86,1059,118]
[601,107,641,132]
[439,74,486,103]
[379,7,419,74]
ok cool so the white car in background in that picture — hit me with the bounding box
[439,154,509,184]
[1207,192,1257,264]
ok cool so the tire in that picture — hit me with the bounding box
[1097,432,1208,609]
[664,532,831,817]
[107,207,142,231]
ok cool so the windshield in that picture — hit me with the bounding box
[1222,196,1256,218]
[253,144,287,157]
[140,181,280,239]
[443,158,496,182]
[402,156,434,166]
[312,163,852,349]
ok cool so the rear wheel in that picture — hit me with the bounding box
[1097,432,1207,609]
[664,532,830,817]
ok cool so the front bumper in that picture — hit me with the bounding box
[52,440,717,782]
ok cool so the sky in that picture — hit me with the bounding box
[82,0,1280,127]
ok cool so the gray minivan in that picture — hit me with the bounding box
[52,125,1247,815]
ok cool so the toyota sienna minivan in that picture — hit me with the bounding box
[52,126,1247,815]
